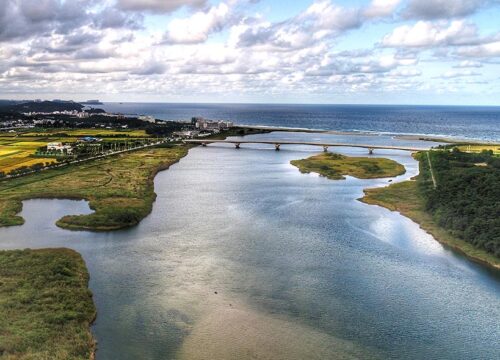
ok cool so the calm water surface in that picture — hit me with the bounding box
[100,103,500,141]
[0,133,499,359]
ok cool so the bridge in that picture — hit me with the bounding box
[184,139,429,154]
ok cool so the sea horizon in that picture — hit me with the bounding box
[98,102,500,142]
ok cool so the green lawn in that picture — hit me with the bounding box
[0,248,96,359]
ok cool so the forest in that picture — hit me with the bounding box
[419,149,500,257]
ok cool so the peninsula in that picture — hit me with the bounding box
[362,149,500,270]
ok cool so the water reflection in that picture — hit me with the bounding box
[0,133,498,360]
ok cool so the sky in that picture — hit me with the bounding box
[0,0,500,105]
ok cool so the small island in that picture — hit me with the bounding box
[291,152,406,180]
[0,248,96,359]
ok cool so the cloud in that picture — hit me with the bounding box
[162,3,231,44]
[381,20,481,48]
[305,52,417,77]
[439,69,481,78]
[456,41,500,57]
[117,0,207,13]
[364,0,401,18]
[237,0,363,50]
[131,61,167,75]
[402,0,487,19]
[92,7,143,29]
[453,60,483,68]
[0,0,498,103]
[0,1,141,43]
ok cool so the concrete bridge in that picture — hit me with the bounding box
[184,139,429,154]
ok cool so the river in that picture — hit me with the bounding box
[0,132,499,359]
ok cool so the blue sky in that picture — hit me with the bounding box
[0,0,499,105]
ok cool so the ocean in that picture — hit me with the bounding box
[100,103,500,142]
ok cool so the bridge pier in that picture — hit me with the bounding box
[275,144,281,151]
[323,146,328,152]
[235,143,240,149]
[368,148,373,155]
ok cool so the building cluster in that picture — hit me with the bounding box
[138,115,156,123]
[192,117,233,131]
[171,117,234,139]
[24,110,84,116]
[47,142,73,154]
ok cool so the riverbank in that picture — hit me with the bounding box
[291,152,406,180]
[0,144,190,231]
[361,170,500,271]
[0,248,96,359]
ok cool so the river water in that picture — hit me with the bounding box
[0,132,499,359]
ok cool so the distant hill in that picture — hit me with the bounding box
[0,101,84,113]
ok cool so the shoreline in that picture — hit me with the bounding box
[0,145,191,231]
[237,125,500,145]
[360,180,500,272]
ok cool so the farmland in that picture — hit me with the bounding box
[0,129,153,174]
[456,144,500,154]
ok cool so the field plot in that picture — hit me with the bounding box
[22,128,150,137]
[0,138,56,173]
[0,129,153,173]
[457,144,500,154]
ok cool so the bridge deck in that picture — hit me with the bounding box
[184,139,429,152]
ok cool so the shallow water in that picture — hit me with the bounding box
[0,132,499,359]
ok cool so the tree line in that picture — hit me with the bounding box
[418,149,500,257]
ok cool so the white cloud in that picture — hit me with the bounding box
[364,0,401,18]
[117,0,207,13]
[456,41,500,57]
[381,20,479,48]
[236,1,363,50]
[163,3,231,44]
[440,69,481,78]
[403,0,487,19]
[453,60,483,68]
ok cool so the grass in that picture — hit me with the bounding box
[290,152,406,180]
[0,145,189,231]
[0,248,96,359]
[361,163,500,270]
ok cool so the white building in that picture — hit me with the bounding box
[139,115,156,123]
[47,142,73,154]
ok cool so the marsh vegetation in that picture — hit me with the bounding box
[291,152,406,180]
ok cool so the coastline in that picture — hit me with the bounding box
[0,145,191,231]
[360,180,500,271]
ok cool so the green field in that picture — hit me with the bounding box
[0,129,152,174]
[0,145,189,231]
[0,248,96,359]
[290,152,406,180]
